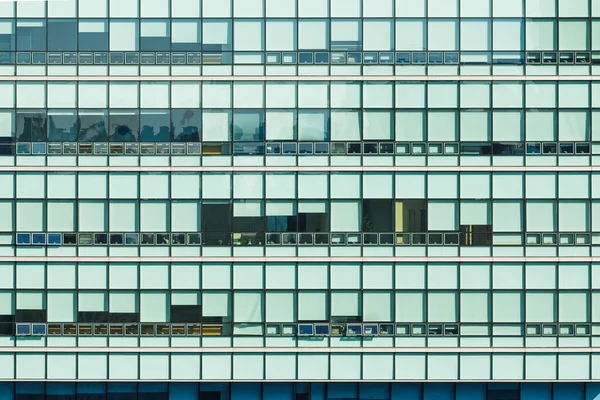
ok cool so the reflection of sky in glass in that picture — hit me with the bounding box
[48,110,78,141]
[78,111,108,142]
[172,109,201,142]
[140,110,171,142]
[234,110,264,141]
[109,110,139,142]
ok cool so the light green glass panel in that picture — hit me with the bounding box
[140,173,169,199]
[395,292,425,322]
[460,111,490,141]
[109,201,138,232]
[526,292,556,322]
[460,292,490,322]
[78,292,107,311]
[492,201,523,232]
[526,0,556,17]
[460,173,491,199]
[47,291,75,322]
[331,291,361,316]
[559,292,589,322]
[47,201,75,232]
[396,83,425,108]
[266,291,296,322]
[234,291,264,322]
[78,201,107,232]
[526,201,556,232]
[140,201,169,231]
[16,173,45,199]
[171,201,200,232]
[47,173,76,199]
[558,111,589,141]
[493,292,523,322]
[140,292,167,322]
[525,20,556,50]
[559,201,589,232]
[0,291,14,314]
[525,82,556,108]
[298,291,327,320]
[428,83,458,108]
[395,111,425,141]
[110,291,138,313]
[427,111,457,141]
[78,173,108,199]
[559,20,589,50]
[427,291,457,322]
[428,201,458,230]
[493,111,523,140]
[363,292,392,322]
[202,291,232,318]
[16,291,45,309]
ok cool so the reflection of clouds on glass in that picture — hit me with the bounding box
[173,109,201,142]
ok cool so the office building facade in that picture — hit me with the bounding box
[0,0,600,398]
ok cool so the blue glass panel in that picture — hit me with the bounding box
[554,383,584,400]
[455,383,485,400]
[231,384,260,400]
[48,20,77,51]
[48,110,78,142]
[16,383,42,394]
[263,384,293,400]
[16,21,46,51]
[359,383,389,400]
[31,233,45,245]
[169,383,198,400]
[311,383,326,400]
[16,234,30,245]
[78,383,106,394]
[140,110,171,142]
[16,324,30,335]
[328,383,358,399]
[423,384,453,400]
[391,383,421,400]
[47,383,76,395]
[586,383,600,400]
[0,383,14,400]
[521,383,551,400]
[107,383,136,393]
[47,234,62,245]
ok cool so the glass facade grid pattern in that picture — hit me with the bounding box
[2,0,600,392]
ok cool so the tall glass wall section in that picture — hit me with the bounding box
[1,0,600,400]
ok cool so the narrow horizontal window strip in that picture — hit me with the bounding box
[0,166,600,172]
[0,75,599,82]
[0,256,597,263]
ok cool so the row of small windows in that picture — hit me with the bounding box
[10,231,600,248]
[6,141,596,157]
[5,81,600,110]
[7,321,600,338]
[1,50,599,66]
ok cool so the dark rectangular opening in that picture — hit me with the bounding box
[363,199,393,232]
[202,202,231,233]
[78,312,109,323]
[15,310,47,323]
[109,313,140,323]
[200,392,221,400]
[170,305,202,323]
[298,213,329,233]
